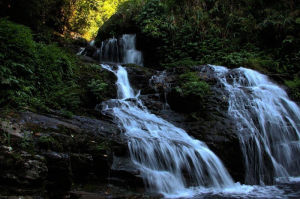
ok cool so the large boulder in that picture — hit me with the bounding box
[0,110,144,197]
[126,65,246,183]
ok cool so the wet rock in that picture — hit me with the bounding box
[0,110,133,197]
[70,153,94,182]
[135,65,246,182]
[42,151,72,195]
[125,65,156,95]
[0,147,47,195]
[78,55,99,64]
[110,156,144,190]
[84,45,98,59]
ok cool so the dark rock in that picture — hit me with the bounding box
[109,156,144,190]
[42,151,72,195]
[71,153,94,182]
[78,55,99,64]
[0,110,137,197]
[125,65,156,95]
[136,66,246,182]
[0,147,47,195]
[84,45,98,59]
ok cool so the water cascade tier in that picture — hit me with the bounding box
[98,34,143,65]
[209,65,300,185]
[101,64,234,196]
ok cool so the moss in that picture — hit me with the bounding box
[176,72,211,99]
[94,141,111,152]
[0,19,79,111]
[0,19,117,116]
[97,0,299,76]
[60,110,74,119]
[20,130,35,152]
[38,135,63,151]
[285,77,300,102]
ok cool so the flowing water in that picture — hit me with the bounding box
[100,64,300,198]
[96,34,300,198]
[101,64,235,196]
[98,34,143,65]
[207,65,300,185]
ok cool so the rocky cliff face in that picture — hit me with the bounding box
[0,64,246,198]
[0,110,151,198]
[126,65,245,183]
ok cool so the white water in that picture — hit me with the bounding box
[101,64,234,196]
[120,34,143,66]
[210,65,300,185]
[100,64,297,198]
[98,34,143,65]
[76,47,86,56]
[99,37,120,63]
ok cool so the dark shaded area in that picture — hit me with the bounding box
[96,0,300,102]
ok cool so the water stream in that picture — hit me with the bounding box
[97,34,300,198]
[209,65,300,185]
[101,64,234,196]
[100,64,299,198]
[98,34,143,65]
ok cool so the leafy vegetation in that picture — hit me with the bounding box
[0,0,126,39]
[285,77,300,101]
[96,0,299,101]
[176,72,210,98]
[0,19,115,114]
[97,0,299,71]
[0,19,76,110]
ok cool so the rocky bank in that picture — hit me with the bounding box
[0,63,246,198]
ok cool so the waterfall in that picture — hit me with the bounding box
[120,34,143,65]
[99,37,120,63]
[149,70,170,109]
[210,65,300,185]
[101,64,234,196]
[98,34,143,66]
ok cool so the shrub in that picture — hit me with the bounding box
[162,59,201,69]
[87,79,108,102]
[176,72,210,99]
[0,19,79,111]
[285,77,300,102]
[0,19,36,107]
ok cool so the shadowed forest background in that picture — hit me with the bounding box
[0,0,299,114]
[0,0,300,198]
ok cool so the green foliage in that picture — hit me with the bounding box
[176,72,210,99]
[20,131,35,151]
[74,63,116,110]
[285,77,300,102]
[66,0,127,39]
[0,19,81,112]
[38,135,63,151]
[60,109,74,119]
[1,0,126,39]
[0,19,36,107]
[87,79,108,102]
[95,141,111,152]
[97,0,299,75]
[162,59,201,69]
[3,132,11,147]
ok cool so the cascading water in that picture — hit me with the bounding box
[99,37,120,63]
[98,34,143,65]
[149,70,170,109]
[209,65,300,185]
[101,64,235,196]
[120,34,143,65]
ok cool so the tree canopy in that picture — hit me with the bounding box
[0,0,126,40]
